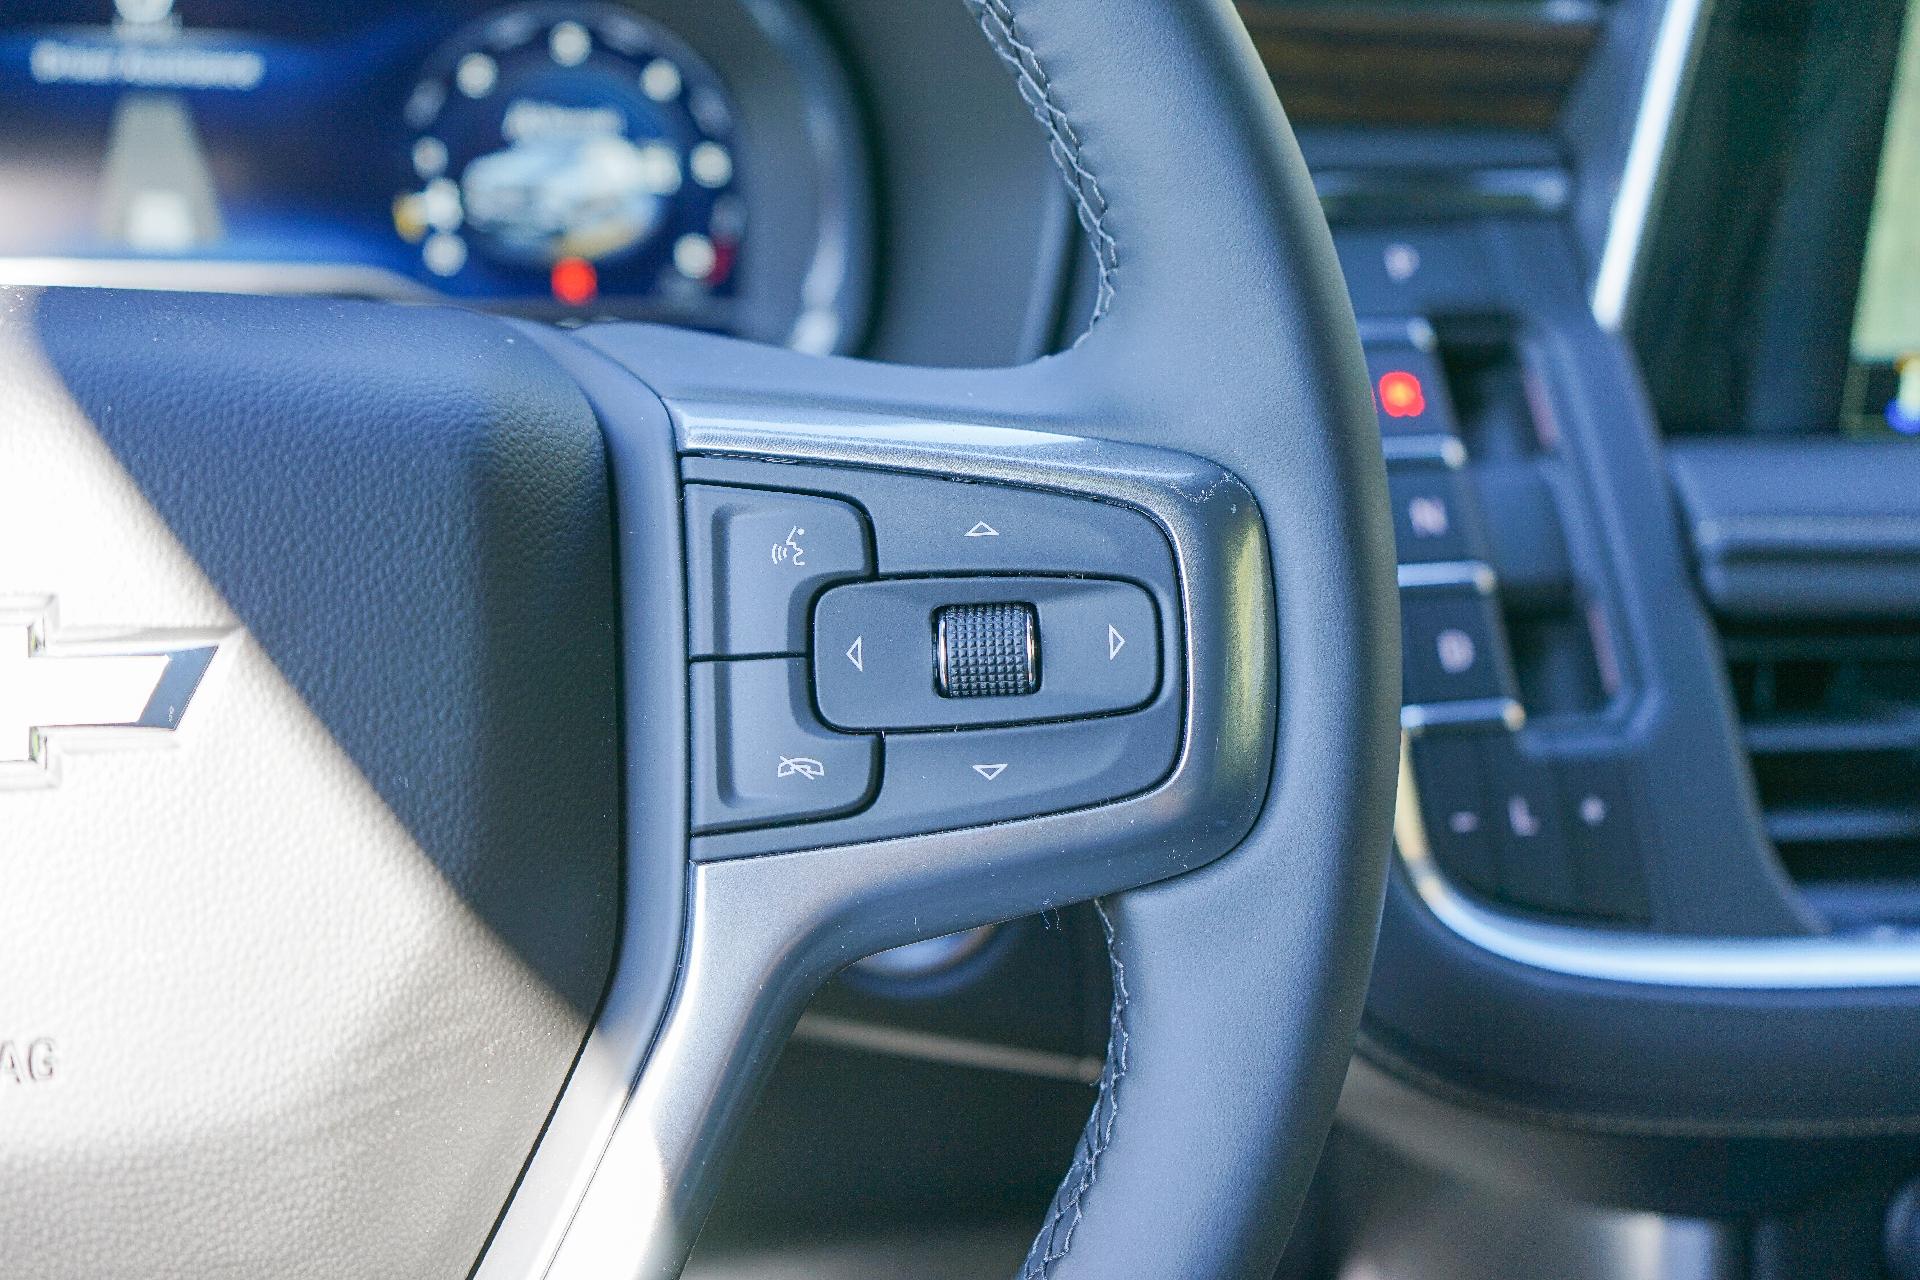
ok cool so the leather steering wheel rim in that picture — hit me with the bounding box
[949,3,1401,1273]
[0,1,1396,1277]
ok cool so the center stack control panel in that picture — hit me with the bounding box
[680,456,1185,861]
[1363,317,1654,924]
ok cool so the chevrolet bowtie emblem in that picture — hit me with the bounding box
[1,598,226,785]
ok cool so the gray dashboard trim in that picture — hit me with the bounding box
[733,0,872,354]
[1590,0,1714,331]
[1395,740,1920,989]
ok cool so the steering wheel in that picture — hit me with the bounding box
[0,0,1398,1276]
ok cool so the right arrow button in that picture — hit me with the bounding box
[1029,579,1160,716]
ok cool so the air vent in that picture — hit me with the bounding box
[1727,625,1920,930]
[1671,437,1920,930]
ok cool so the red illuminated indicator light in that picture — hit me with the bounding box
[551,256,598,307]
[1376,370,1427,419]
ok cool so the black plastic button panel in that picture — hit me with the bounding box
[1557,761,1651,920]
[684,457,1176,580]
[1387,457,1481,564]
[691,658,877,833]
[1409,734,1497,896]
[1366,318,1518,734]
[1363,338,1457,439]
[684,485,872,658]
[1484,741,1574,913]
[814,576,1159,730]
[787,706,1180,855]
[681,457,1184,858]
[1410,734,1651,923]
[1376,314,1654,925]
[1399,576,1517,709]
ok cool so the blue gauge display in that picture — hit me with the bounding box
[0,0,862,342]
[394,2,743,310]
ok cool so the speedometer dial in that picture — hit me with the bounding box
[393,2,743,314]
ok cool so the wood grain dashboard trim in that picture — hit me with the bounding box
[1238,2,1602,131]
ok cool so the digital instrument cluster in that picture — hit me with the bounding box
[393,4,741,311]
[0,0,868,349]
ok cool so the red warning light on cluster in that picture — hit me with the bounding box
[1377,370,1427,419]
[551,256,598,307]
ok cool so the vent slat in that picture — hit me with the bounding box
[1744,708,1920,755]
[1764,804,1920,849]
[1726,626,1920,924]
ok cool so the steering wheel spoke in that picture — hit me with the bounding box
[496,319,1276,1278]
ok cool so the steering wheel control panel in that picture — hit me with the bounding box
[1368,317,1653,924]
[680,457,1184,860]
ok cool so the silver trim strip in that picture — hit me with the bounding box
[793,1013,1104,1084]
[1395,738,1920,989]
[1590,0,1715,331]
[1381,435,1467,466]
[0,257,438,301]
[1398,560,1496,592]
[1401,698,1525,734]
[1357,315,1439,351]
